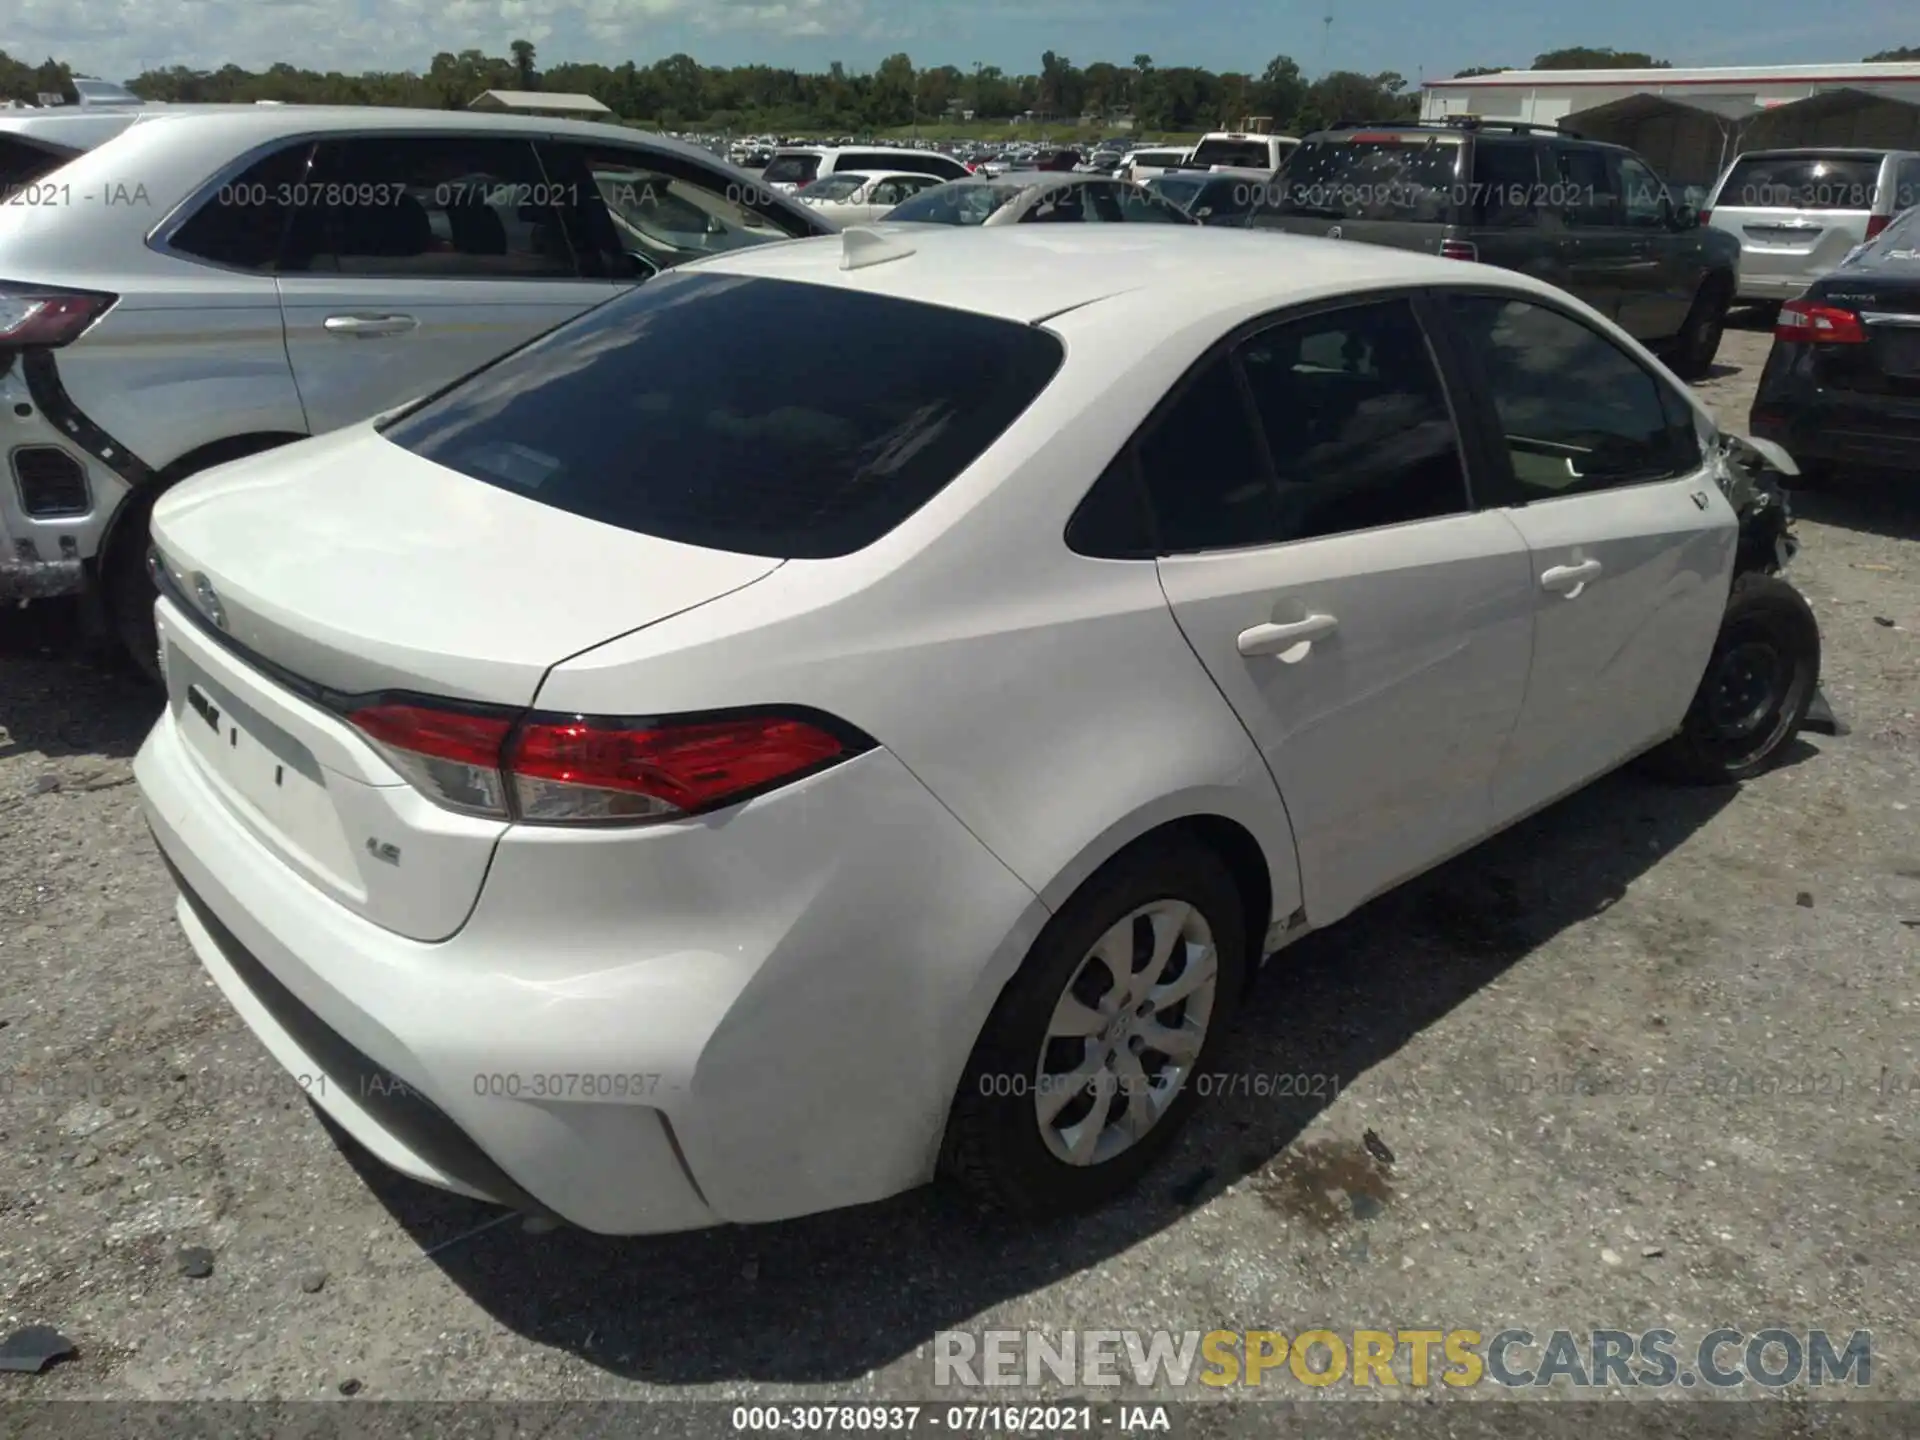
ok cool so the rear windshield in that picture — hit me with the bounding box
[380,272,1065,559]
[0,134,81,191]
[1190,139,1270,170]
[1150,175,1206,205]
[762,153,822,186]
[1718,154,1885,211]
[1258,136,1463,221]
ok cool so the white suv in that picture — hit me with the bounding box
[758,144,970,193]
[0,106,831,673]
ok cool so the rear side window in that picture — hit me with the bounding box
[1892,157,1920,213]
[278,136,582,278]
[165,142,314,271]
[1469,140,1542,226]
[1135,355,1280,552]
[1261,137,1463,222]
[1718,153,1884,211]
[0,135,80,190]
[762,153,823,186]
[380,272,1064,559]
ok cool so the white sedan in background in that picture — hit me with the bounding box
[136,226,1817,1235]
[793,169,948,224]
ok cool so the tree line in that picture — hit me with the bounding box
[6,42,1916,134]
[4,46,1418,134]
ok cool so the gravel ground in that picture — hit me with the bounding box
[0,317,1916,1411]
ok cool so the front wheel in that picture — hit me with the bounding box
[1640,573,1820,785]
[940,836,1247,1218]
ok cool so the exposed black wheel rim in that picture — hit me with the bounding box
[1688,623,1807,770]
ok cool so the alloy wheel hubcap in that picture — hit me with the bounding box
[1035,900,1219,1167]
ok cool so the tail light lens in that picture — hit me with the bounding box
[348,701,868,825]
[0,281,117,348]
[348,704,515,816]
[1775,298,1867,344]
[1698,209,1711,226]
[1864,213,1889,240]
[1440,239,1478,260]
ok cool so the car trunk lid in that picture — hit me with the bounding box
[147,425,782,941]
[149,424,782,703]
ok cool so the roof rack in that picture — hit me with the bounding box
[1326,117,1584,140]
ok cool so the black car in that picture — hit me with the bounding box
[1242,118,1742,380]
[1146,172,1264,225]
[1750,205,1920,480]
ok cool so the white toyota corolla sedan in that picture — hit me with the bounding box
[135,225,1819,1234]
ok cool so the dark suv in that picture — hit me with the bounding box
[1243,119,1742,379]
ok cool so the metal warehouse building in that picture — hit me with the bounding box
[1419,63,1920,189]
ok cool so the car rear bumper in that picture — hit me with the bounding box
[1735,274,1812,302]
[135,700,1045,1234]
[1750,393,1920,471]
[0,547,85,600]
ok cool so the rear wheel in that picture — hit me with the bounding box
[940,836,1247,1217]
[1640,573,1819,785]
[1668,274,1733,381]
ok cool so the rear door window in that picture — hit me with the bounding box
[1263,136,1464,222]
[281,137,580,278]
[1717,153,1884,211]
[1554,146,1619,227]
[1469,139,1542,226]
[379,271,1065,558]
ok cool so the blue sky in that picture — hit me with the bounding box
[5,0,1915,84]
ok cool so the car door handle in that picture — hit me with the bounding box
[1540,559,1602,593]
[323,314,419,337]
[1237,613,1337,656]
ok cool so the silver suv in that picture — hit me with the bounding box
[0,106,831,672]
[1705,147,1920,307]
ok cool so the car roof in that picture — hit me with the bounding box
[684,223,1536,326]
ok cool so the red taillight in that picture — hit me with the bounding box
[0,282,116,348]
[1698,209,1710,226]
[509,715,850,823]
[347,702,862,825]
[1775,298,1867,344]
[1864,213,1889,240]
[348,703,516,816]
[1440,239,1477,261]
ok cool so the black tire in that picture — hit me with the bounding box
[1668,274,1733,381]
[104,491,163,685]
[1640,573,1820,786]
[940,835,1248,1218]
